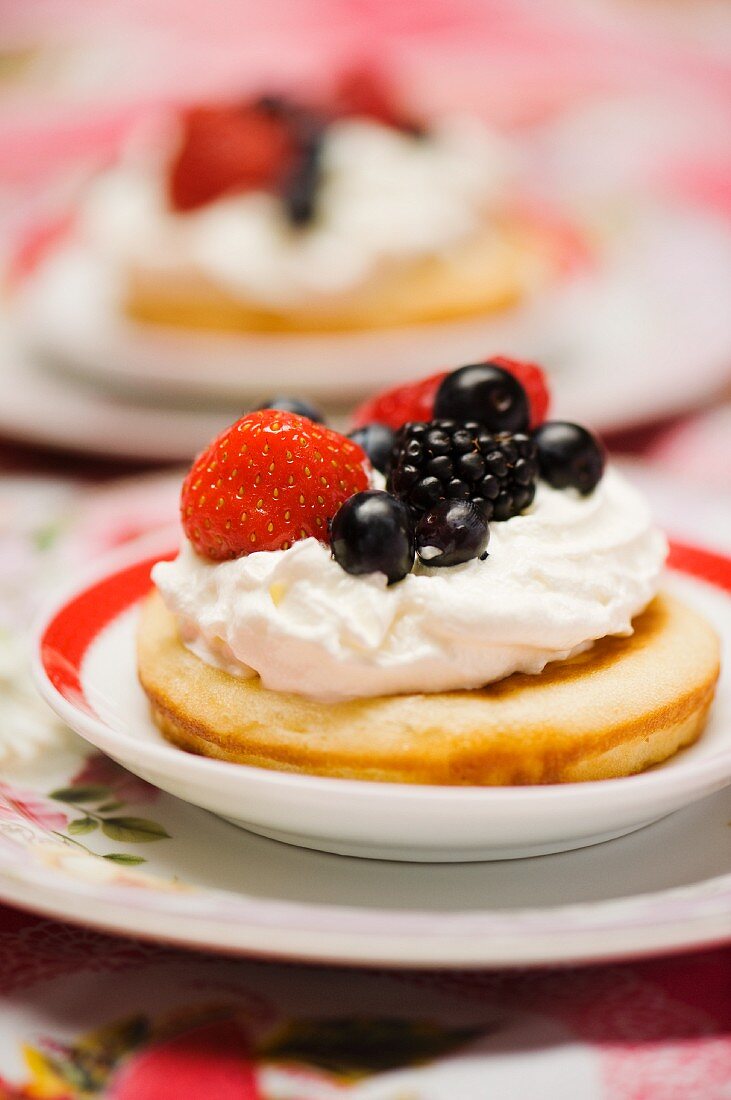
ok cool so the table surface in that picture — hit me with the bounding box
[0,425,729,1099]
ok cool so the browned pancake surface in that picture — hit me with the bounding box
[137,591,719,785]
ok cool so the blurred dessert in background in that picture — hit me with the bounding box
[15,68,578,336]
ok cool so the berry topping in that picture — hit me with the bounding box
[489,355,550,429]
[254,395,325,423]
[433,362,530,433]
[351,358,548,433]
[330,490,415,584]
[388,420,537,522]
[168,102,296,213]
[181,411,369,560]
[351,371,448,432]
[281,122,325,226]
[533,421,605,495]
[416,500,489,568]
[332,66,423,135]
[347,423,396,474]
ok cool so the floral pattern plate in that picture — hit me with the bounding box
[0,525,726,965]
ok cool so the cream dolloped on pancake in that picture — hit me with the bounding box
[138,357,719,783]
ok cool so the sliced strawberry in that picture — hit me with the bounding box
[181,410,370,560]
[168,103,295,213]
[351,358,550,431]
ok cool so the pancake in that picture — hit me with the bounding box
[137,590,719,785]
[124,220,551,334]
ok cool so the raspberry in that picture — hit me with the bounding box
[351,372,448,432]
[352,359,549,433]
[168,103,296,213]
[388,420,538,522]
[332,66,423,134]
[489,356,550,429]
[181,411,369,560]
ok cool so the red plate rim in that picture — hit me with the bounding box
[38,539,731,719]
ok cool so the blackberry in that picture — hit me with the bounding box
[388,419,538,522]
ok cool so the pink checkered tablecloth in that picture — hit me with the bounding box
[0,2,730,1096]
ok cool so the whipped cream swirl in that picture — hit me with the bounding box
[153,468,667,701]
[78,116,512,306]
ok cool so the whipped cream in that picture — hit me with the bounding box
[78,116,512,307]
[153,468,667,701]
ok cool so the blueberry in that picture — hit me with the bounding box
[348,423,396,474]
[416,500,489,568]
[254,396,325,423]
[434,363,529,433]
[331,490,414,584]
[416,500,489,567]
[533,421,605,494]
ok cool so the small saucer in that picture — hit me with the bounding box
[33,532,731,863]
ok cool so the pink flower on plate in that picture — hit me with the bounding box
[0,782,68,832]
[71,753,159,805]
[109,1020,260,1100]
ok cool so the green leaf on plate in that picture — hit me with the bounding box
[33,523,62,552]
[50,786,112,803]
[102,853,146,866]
[258,1018,483,1077]
[97,801,124,813]
[101,817,170,843]
[68,817,98,835]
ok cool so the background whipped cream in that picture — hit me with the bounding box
[153,468,668,701]
[79,116,512,306]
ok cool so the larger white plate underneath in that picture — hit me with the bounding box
[11,534,730,966]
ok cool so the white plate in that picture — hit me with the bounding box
[16,202,731,432]
[0,312,233,462]
[30,532,731,864]
[0,526,724,963]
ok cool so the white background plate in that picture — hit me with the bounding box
[6,202,731,463]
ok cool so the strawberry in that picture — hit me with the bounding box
[181,411,370,560]
[489,356,550,428]
[332,66,422,133]
[351,358,550,431]
[168,103,295,213]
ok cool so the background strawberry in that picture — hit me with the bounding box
[351,358,550,431]
[168,103,295,213]
[181,411,369,560]
[331,66,422,133]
